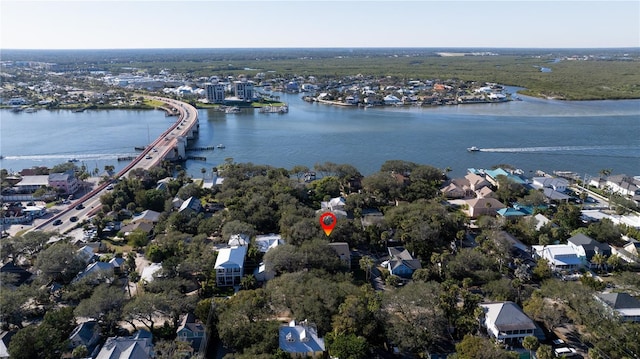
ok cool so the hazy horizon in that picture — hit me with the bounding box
[2,1,638,50]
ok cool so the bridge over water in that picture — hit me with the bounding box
[35,97,199,232]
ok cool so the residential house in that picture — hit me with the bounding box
[464,197,506,218]
[110,257,126,275]
[605,174,640,197]
[140,263,163,283]
[255,234,284,253]
[533,213,556,231]
[14,175,49,193]
[533,245,582,272]
[279,320,325,358]
[131,210,161,224]
[176,313,206,352]
[73,261,114,283]
[328,242,351,269]
[480,301,544,345]
[484,168,527,187]
[531,177,568,192]
[567,233,612,268]
[320,196,348,218]
[214,246,247,287]
[595,292,640,322]
[476,186,496,199]
[179,197,201,215]
[387,246,422,279]
[48,171,80,194]
[440,182,467,199]
[466,172,491,191]
[69,320,101,354]
[95,330,153,359]
[120,221,154,238]
[0,331,15,359]
[228,233,250,247]
[541,187,571,203]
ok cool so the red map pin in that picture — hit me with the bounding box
[319,212,337,236]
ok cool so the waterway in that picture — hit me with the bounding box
[1,92,639,179]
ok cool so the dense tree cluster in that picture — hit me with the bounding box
[2,160,638,359]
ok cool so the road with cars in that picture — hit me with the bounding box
[34,97,198,233]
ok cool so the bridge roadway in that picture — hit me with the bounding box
[35,97,199,233]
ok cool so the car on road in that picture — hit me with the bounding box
[53,219,63,226]
[75,204,84,210]
[106,184,114,190]
[146,155,152,159]
[70,216,78,222]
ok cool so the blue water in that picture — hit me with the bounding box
[1,93,639,179]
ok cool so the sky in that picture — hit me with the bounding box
[1,0,639,49]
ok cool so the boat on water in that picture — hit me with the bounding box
[224,106,240,114]
[467,146,480,152]
[68,158,79,162]
[216,144,226,149]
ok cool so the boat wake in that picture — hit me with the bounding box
[480,145,638,154]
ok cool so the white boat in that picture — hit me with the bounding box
[216,144,226,149]
[225,106,240,114]
[467,146,480,152]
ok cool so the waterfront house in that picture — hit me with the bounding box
[605,174,640,198]
[532,176,568,192]
[480,301,544,345]
[595,292,640,322]
[214,246,247,287]
[14,175,49,194]
[279,320,325,358]
[48,171,80,195]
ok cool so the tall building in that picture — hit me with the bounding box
[234,80,254,101]
[205,82,226,104]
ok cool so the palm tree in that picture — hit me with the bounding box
[359,255,374,282]
[523,336,540,359]
[591,252,607,273]
[606,254,622,272]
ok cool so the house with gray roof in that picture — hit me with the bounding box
[480,301,544,345]
[279,320,325,358]
[69,320,101,354]
[176,313,206,352]
[567,233,611,267]
[131,210,161,224]
[595,292,640,322]
[95,330,153,359]
[178,196,201,215]
[387,246,421,279]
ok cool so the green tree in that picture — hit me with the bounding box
[327,333,368,359]
[358,255,374,282]
[536,344,555,359]
[522,336,539,358]
[75,284,126,335]
[35,242,86,284]
[451,334,518,359]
